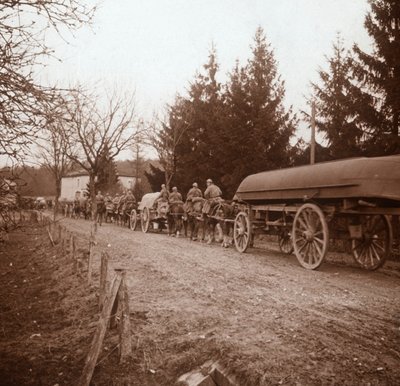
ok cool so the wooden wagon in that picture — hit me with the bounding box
[233,155,400,270]
[137,192,168,233]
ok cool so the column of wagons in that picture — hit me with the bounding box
[127,155,399,271]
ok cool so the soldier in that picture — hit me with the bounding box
[203,179,223,214]
[95,191,105,205]
[105,192,112,205]
[154,184,169,217]
[95,191,105,225]
[159,184,169,200]
[169,187,183,203]
[112,193,121,207]
[155,183,169,206]
[204,179,222,201]
[186,182,202,201]
[185,182,202,213]
[125,189,136,207]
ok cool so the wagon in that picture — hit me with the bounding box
[233,155,400,270]
[137,192,168,233]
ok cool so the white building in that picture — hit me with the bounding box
[60,170,138,201]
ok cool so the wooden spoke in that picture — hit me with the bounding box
[351,215,392,270]
[141,207,150,233]
[130,209,137,231]
[234,212,251,253]
[292,204,329,270]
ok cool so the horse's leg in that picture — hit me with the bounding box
[206,218,213,244]
[176,216,182,237]
[167,216,172,236]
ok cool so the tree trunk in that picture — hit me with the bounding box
[89,174,97,221]
[54,179,61,221]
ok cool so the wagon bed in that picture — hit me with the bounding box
[235,155,400,206]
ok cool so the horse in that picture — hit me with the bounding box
[121,201,136,227]
[184,197,224,243]
[167,201,185,237]
[184,197,206,241]
[105,201,115,223]
[212,201,239,247]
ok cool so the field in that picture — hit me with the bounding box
[0,217,399,385]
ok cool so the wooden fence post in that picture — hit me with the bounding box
[87,235,95,285]
[118,269,132,363]
[79,273,123,386]
[99,251,109,310]
[47,222,55,247]
[58,224,62,244]
[70,234,75,260]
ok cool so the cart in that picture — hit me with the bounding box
[233,155,400,270]
[137,192,169,233]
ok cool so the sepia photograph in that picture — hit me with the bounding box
[0,1,399,385]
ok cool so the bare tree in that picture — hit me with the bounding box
[64,87,144,218]
[36,100,76,220]
[0,1,95,159]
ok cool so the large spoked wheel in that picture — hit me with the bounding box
[292,204,329,270]
[278,228,294,254]
[130,209,138,231]
[234,211,251,253]
[351,215,392,270]
[141,207,150,233]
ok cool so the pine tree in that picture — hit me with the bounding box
[222,27,296,195]
[94,144,119,195]
[144,164,165,192]
[353,0,400,154]
[308,35,363,159]
[174,46,226,194]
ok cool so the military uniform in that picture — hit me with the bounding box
[203,183,222,214]
[204,184,222,200]
[125,191,136,211]
[169,191,183,203]
[186,187,202,200]
[159,186,169,201]
[95,193,104,205]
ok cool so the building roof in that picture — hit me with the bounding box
[64,166,135,179]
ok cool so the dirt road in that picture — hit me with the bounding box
[62,218,400,385]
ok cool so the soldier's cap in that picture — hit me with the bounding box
[206,179,213,183]
[172,187,177,191]
[193,182,198,187]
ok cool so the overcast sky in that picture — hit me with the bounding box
[40,0,372,144]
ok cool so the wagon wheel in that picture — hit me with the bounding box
[292,203,329,270]
[234,211,251,253]
[278,229,294,254]
[351,215,392,270]
[141,207,150,233]
[130,209,137,231]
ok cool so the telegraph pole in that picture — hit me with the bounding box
[310,101,316,165]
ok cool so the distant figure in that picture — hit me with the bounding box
[186,182,202,201]
[125,190,136,206]
[169,187,182,203]
[95,191,105,225]
[159,184,169,200]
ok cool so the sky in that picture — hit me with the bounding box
[40,0,373,149]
